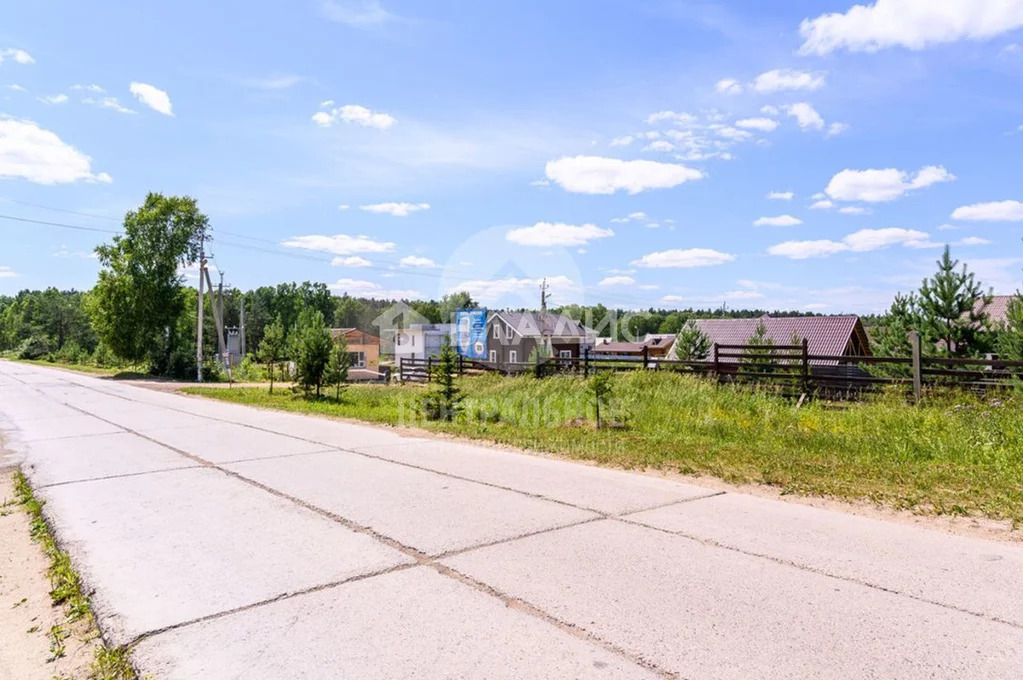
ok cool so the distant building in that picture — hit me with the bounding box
[390,323,454,362]
[976,295,1019,328]
[330,328,381,371]
[670,315,871,364]
[485,311,595,366]
[592,333,676,360]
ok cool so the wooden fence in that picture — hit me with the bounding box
[399,333,1023,401]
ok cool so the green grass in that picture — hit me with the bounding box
[185,372,1023,525]
[9,358,125,377]
[11,471,138,680]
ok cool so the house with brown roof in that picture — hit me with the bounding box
[485,311,595,367]
[592,333,677,360]
[976,295,1019,328]
[670,315,871,364]
[330,328,385,380]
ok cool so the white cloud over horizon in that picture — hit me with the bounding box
[768,227,931,259]
[0,117,112,185]
[545,155,703,194]
[951,200,1023,221]
[313,103,396,129]
[360,202,429,216]
[506,222,614,247]
[129,82,173,115]
[754,214,803,227]
[800,0,1023,55]
[282,233,396,255]
[632,248,736,268]
[825,165,955,202]
[753,68,826,93]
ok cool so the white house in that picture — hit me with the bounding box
[390,323,454,362]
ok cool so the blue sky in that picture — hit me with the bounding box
[1,0,1022,313]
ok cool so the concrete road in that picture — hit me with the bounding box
[1,361,1021,679]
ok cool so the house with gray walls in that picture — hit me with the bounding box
[485,311,594,366]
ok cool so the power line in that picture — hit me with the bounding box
[1,199,122,222]
[0,210,668,309]
[0,213,121,234]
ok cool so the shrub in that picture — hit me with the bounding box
[17,335,51,360]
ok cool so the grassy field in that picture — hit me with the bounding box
[185,371,1023,525]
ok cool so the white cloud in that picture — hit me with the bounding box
[720,290,766,300]
[761,105,780,116]
[610,211,647,223]
[647,110,697,125]
[768,227,931,259]
[958,236,992,246]
[799,0,1023,55]
[715,78,743,94]
[844,227,929,251]
[281,233,395,255]
[661,295,685,303]
[752,68,826,93]
[767,239,849,259]
[7,84,26,92]
[838,206,870,215]
[754,214,803,227]
[610,135,634,147]
[827,122,850,137]
[328,278,421,299]
[321,0,397,27]
[0,49,34,65]
[810,199,834,210]
[767,191,794,200]
[545,155,703,195]
[826,165,955,202]
[452,275,576,305]
[643,139,675,152]
[951,200,1023,221]
[0,265,17,278]
[936,223,960,231]
[38,94,68,105]
[70,84,104,93]
[736,117,779,132]
[712,125,753,141]
[506,222,614,247]
[599,275,636,286]
[338,204,350,210]
[784,102,825,130]
[359,201,429,216]
[632,248,735,268]
[52,246,98,259]
[0,117,112,184]
[83,97,135,114]
[129,82,173,116]
[313,103,395,129]
[399,255,438,268]
[331,255,371,267]
[242,73,305,90]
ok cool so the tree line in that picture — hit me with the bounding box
[2,193,1020,381]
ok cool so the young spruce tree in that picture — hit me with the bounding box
[918,246,992,357]
[258,315,286,394]
[674,319,711,361]
[324,332,351,401]
[424,336,463,421]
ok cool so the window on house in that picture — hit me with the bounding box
[348,351,366,368]
[506,325,513,340]
[559,350,572,359]
[493,323,500,339]
[489,349,497,363]
[509,350,517,364]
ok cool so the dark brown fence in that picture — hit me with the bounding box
[400,337,1023,400]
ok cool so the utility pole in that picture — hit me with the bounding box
[196,234,205,382]
[240,296,246,357]
[539,278,549,314]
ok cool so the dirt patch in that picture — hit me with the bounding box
[0,470,101,680]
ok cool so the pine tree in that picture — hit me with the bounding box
[918,246,993,357]
[589,370,613,429]
[872,293,921,358]
[423,336,463,421]
[294,308,332,397]
[258,315,286,394]
[324,333,351,401]
[996,294,1023,361]
[740,321,775,372]
[674,320,711,361]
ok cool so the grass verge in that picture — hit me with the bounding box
[12,471,138,680]
[186,371,1023,525]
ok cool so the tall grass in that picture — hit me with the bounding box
[187,372,1023,524]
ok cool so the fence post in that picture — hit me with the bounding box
[801,338,809,394]
[642,345,649,370]
[458,354,464,376]
[909,331,922,404]
[712,343,720,381]
[399,357,405,384]
[584,348,590,378]
[427,357,433,384]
